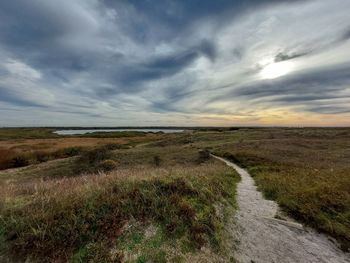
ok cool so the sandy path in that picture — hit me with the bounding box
[212,155,350,263]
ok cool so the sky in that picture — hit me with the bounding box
[0,0,350,127]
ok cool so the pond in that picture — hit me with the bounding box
[54,129,184,135]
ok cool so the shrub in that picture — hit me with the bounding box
[197,149,210,163]
[33,151,51,162]
[104,143,128,150]
[11,155,30,168]
[80,146,112,164]
[0,149,17,169]
[97,160,117,172]
[33,147,83,163]
[74,146,114,174]
[153,155,161,167]
[61,147,82,157]
[0,147,83,171]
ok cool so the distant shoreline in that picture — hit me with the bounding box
[1,126,350,129]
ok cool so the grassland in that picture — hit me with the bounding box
[0,131,239,262]
[0,128,156,140]
[0,128,59,140]
[0,128,163,170]
[0,163,239,262]
[212,128,350,251]
[0,127,349,262]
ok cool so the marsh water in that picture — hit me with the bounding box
[54,129,184,135]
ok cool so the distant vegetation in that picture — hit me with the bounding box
[213,128,350,251]
[0,128,59,140]
[0,127,349,261]
[0,131,239,262]
[78,131,147,138]
[0,147,82,170]
[0,129,162,171]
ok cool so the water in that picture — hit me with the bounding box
[54,129,184,135]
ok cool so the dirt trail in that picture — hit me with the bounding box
[212,155,350,263]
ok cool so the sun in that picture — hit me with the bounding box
[260,61,294,79]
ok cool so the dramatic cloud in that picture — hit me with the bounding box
[0,0,349,126]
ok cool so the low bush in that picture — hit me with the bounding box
[153,155,161,166]
[33,151,48,162]
[74,146,115,174]
[0,149,17,169]
[79,146,112,164]
[104,143,128,150]
[11,155,30,168]
[197,149,210,164]
[0,147,83,171]
[97,159,117,172]
[55,147,82,158]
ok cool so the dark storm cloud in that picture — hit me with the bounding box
[91,39,218,98]
[274,52,310,62]
[91,50,199,98]
[0,0,103,79]
[0,0,304,70]
[0,0,224,98]
[149,85,194,113]
[0,0,349,126]
[248,66,349,97]
[0,87,47,108]
[122,51,198,83]
[274,29,350,64]
[118,42,216,84]
[102,0,301,39]
[0,1,282,60]
[307,106,350,114]
[214,64,350,114]
[340,28,350,41]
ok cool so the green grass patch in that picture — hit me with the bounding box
[0,128,59,140]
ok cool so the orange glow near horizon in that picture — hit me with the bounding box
[196,109,350,127]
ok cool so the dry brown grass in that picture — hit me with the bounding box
[2,127,349,260]
[213,128,350,251]
[0,135,160,152]
[0,131,240,262]
[0,134,162,171]
[0,149,18,170]
[0,162,239,262]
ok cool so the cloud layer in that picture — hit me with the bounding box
[0,0,349,126]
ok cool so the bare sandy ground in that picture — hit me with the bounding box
[212,155,350,263]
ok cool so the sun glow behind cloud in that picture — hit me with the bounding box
[260,61,295,80]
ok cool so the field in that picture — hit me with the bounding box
[0,127,349,262]
[212,128,350,251]
[0,129,163,170]
[0,129,239,262]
